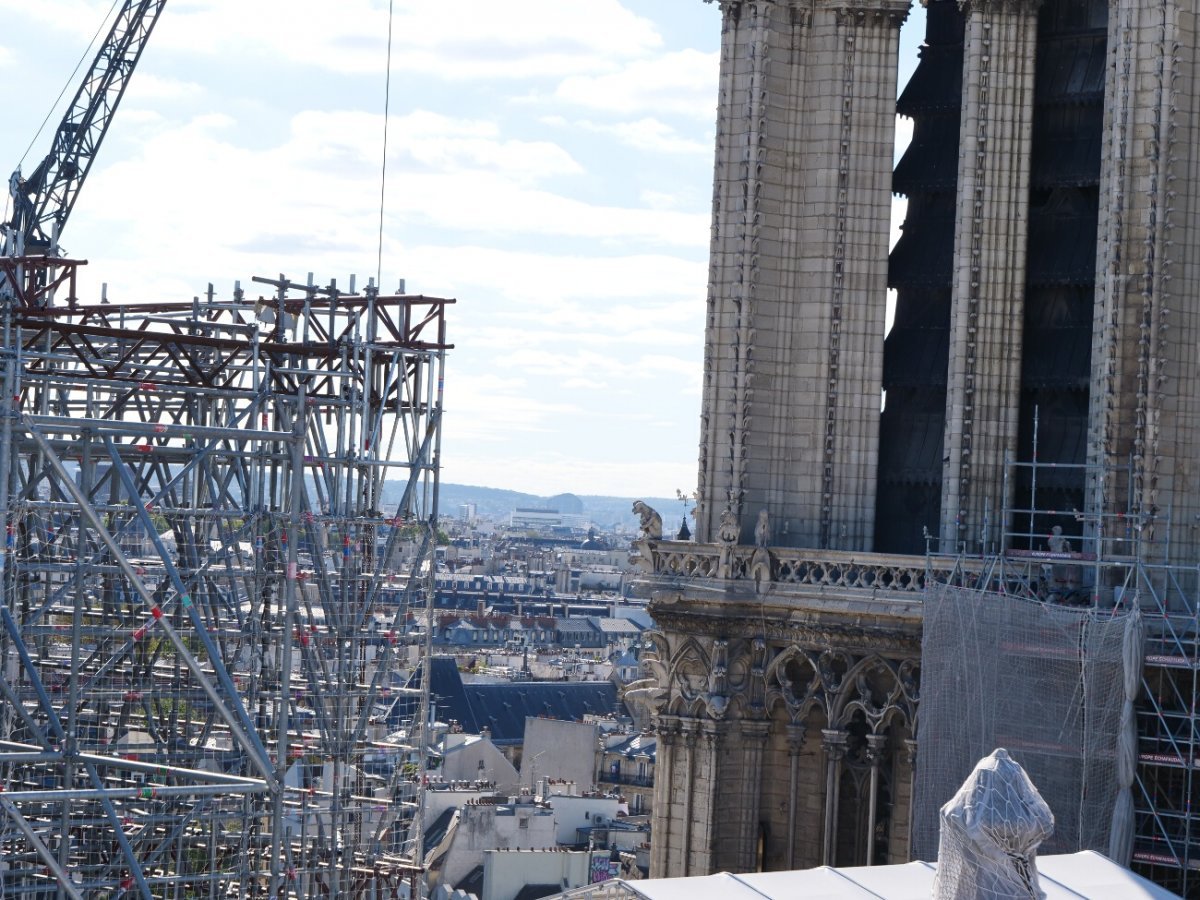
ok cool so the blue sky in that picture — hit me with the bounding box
[0,0,923,498]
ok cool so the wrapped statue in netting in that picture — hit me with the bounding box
[932,749,1054,899]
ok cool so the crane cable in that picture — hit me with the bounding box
[376,0,395,291]
[4,0,122,227]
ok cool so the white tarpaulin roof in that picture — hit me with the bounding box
[570,851,1179,899]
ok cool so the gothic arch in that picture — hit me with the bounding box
[830,654,906,731]
[675,695,710,718]
[764,646,827,722]
[667,636,712,710]
[896,657,920,736]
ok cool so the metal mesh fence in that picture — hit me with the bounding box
[913,582,1135,861]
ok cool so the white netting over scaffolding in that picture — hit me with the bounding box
[913,582,1141,862]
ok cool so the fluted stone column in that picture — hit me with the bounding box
[1088,0,1200,562]
[896,737,918,864]
[785,723,807,868]
[821,728,849,865]
[678,718,698,875]
[649,718,679,877]
[737,720,770,871]
[941,0,1041,553]
[696,0,908,551]
[865,733,888,865]
[690,720,726,874]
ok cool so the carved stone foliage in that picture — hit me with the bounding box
[649,630,920,735]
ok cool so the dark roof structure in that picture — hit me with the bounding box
[589,617,643,636]
[607,732,656,762]
[390,656,621,744]
[513,886,561,900]
[455,865,484,896]
[424,807,457,855]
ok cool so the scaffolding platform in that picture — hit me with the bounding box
[0,258,450,897]
[921,451,1200,897]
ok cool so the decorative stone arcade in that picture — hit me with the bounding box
[636,539,922,877]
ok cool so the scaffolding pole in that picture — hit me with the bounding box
[928,445,1200,897]
[0,258,451,897]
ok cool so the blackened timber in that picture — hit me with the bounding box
[875,1,964,553]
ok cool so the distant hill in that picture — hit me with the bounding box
[382,482,692,533]
[62,461,691,532]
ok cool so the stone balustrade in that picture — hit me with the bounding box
[643,540,982,597]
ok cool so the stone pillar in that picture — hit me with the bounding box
[690,720,725,875]
[1088,0,1200,562]
[941,0,1042,553]
[821,729,848,866]
[892,737,918,864]
[695,0,908,551]
[679,718,698,875]
[738,720,770,871]
[649,717,678,878]
[865,733,888,865]
[785,723,807,869]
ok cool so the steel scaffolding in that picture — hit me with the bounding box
[925,450,1200,897]
[0,257,450,897]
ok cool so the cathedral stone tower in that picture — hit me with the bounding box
[643,0,1200,883]
[696,0,909,551]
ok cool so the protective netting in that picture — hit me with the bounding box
[913,583,1139,861]
[932,749,1054,900]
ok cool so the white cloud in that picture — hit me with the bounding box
[123,73,205,103]
[404,247,706,307]
[113,109,168,128]
[81,108,686,282]
[575,117,711,155]
[562,377,609,390]
[390,111,584,181]
[555,49,719,119]
[640,190,683,211]
[265,110,584,185]
[0,0,97,37]
[333,0,662,79]
[0,0,664,79]
[0,46,13,67]
[0,0,718,499]
[446,373,582,441]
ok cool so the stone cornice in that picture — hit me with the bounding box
[829,0,912,25]
[649,604,921,654]
[647,582,923,624]
[705,0,909,17]
[957,0,1042,14]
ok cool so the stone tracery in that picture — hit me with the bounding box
[648,624,919,872]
